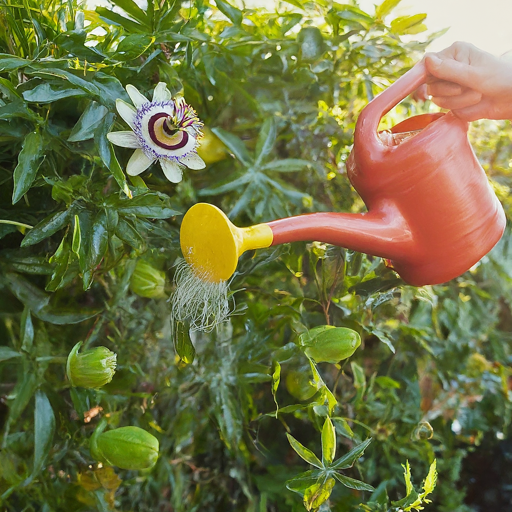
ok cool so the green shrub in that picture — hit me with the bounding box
[1,0,512,510]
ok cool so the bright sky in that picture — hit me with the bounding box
[358,0,512,55]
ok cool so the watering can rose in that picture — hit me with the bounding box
[90,419,159,471]
[130,260,166,298]
[66,342,117,389]
[299,326,361,364]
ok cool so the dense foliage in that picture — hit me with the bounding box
[1,0,512,510]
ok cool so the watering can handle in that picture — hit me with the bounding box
[355,60,428,153]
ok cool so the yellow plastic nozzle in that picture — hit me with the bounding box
[180,203,273,283]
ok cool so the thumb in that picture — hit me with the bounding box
[424,53,479,91]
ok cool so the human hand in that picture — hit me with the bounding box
[423,42,512,122]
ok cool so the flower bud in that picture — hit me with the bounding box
[90,420,159,471]
[67,342,116,389]
[300,326,361,364]
[130,260,166,299]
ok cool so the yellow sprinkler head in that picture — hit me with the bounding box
[180,203,273,283]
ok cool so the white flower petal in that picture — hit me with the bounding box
[127,149,155,176]
[178,152,206,170]
[116,99,137,129]
[160,159,183,183]
[153,82,172,102]
[126,84,149,108]
[106,131,140,148]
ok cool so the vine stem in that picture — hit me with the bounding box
[0,219,33,229]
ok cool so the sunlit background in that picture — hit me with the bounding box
[245,0,512,55]
[359,0,512,54]
[88,0,512,55]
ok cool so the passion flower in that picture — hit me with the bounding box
[107,83,205,183]
[66,342,117,389]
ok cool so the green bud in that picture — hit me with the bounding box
[300,326,361,364]
[130,260,166,298]
[66,342,117,389]
[90,419,159,471]
[413,421,434,440]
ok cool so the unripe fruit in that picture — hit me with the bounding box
[300,326,361,364]
[285,370,317,401]
[90,420,159,471]
[130,260,166,299]
[196,127,229,165]
[67,342,116,389]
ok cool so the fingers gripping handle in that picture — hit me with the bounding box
[355,60,428,155]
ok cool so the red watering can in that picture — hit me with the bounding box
[181,60,506,286]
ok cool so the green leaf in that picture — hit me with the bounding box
[85,210,108,271]
[303,477,335,511]
[116,34,155,60]
[115,218,145,250]
[0,100,37,121]
[260,159,311,173]
[332,5,373,26]
[211,127,253,167]
[36,306,100,325]
[271,360,281,414]
[0,346,22,362]
[5,272,50,313]
[110,0,150,26]
[0,54,30,72]
[198,172,251,196]
[392,488,420,510]
[72,215,81,256]
[330,438,372,470]
[26,68,100,96]
[20,307,34,353]
[286,433,323,469]
[390,13,427,34]
[23,83,87,103]
[21,209,71,247]
[7,373,38,427]
[31,391,56,478]
[332,417,355,439]
[375,0,402,19]
[255,117,276,166]
[46,237,72,292]
[68,101,108,142]
[109,192,180,218]
[95,112,132,198]
[214,0,243,26]
[351,361,366,389]
[96,6,145,32]
[421,460,437,497]
[321,417,336,464]
[12,131,45,204]
[173,321,195,365]
[333,473,375,492]
[286,469,324,495]
[297,27,325,62]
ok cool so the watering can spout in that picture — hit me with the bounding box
[180,202,414,284]
[267,202,413,260]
